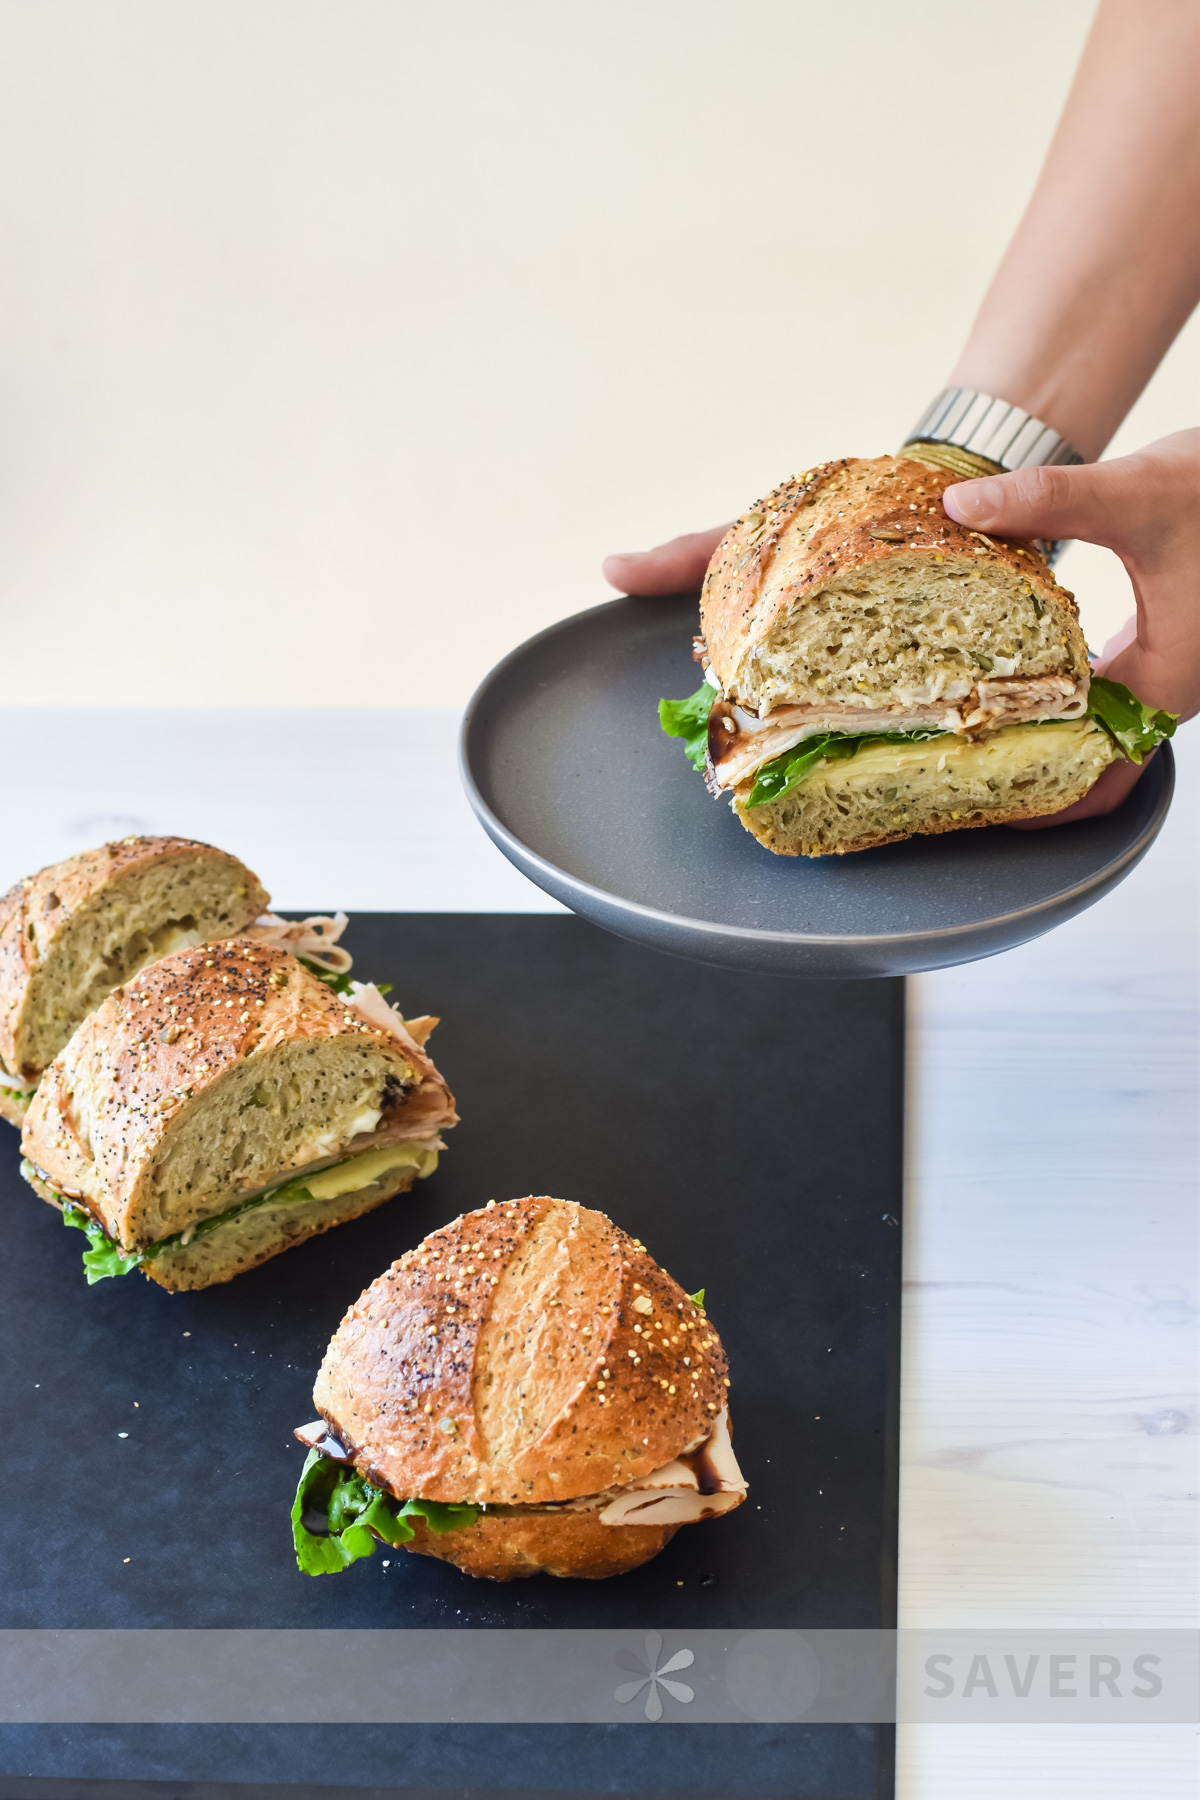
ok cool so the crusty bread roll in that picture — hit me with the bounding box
[296,1197,746,1580]
[701,456,1089,723]
[689,454,1124,855]
[21,939,456,1290]
[0,836,268,1126]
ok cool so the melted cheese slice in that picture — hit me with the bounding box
[777,715,1109,797]
[302,1141,438,1200]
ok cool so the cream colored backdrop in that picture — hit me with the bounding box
[0,0,1196,707]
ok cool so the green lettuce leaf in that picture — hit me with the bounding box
[688,1288,706,1307]
[292,1451,479,1576]
[403,1497,482,1534]
[299,958,355,996]
[659,682,715,772]
[746,727,947,808]
[1086,676,1177,763]
[37,1155,356,1284]
[57,1196,144,1284]
[747,733,861,807]
[292,1451,377,1573]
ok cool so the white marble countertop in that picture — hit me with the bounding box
[2,705,1196,1796]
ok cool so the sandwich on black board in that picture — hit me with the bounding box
[21,939,456,1289]
[292,1196,746,1581]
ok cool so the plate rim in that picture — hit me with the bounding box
[460,597,1176,954]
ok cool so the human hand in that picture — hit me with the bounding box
[943,428,1200,824]
[602,524,731,597]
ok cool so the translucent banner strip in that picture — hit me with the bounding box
[2,1630,1196,1724]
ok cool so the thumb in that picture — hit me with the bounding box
[942,459,1133,550]
[602,524,730,597]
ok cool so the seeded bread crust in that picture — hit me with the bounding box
[700,456,1088,713]
[314,1196,728,1507]
[0,835,269,1089]
[402,1507,680,1581]
[21,940,426,1246]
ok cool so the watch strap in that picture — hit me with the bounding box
[902,387,1082,473]
[899,387,1083,563]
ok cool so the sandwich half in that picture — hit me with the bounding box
[292,1195,746,1581]
[20,939,456,1290]
[0,835,269,1126]
[660,456,1175,856]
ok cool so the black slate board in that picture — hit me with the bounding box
[0,915,902,1799]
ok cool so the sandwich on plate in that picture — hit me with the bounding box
[20,939,456,1290]
[0,836,269,1126]
[660,455,1176,857]
[292,1195,746,1581]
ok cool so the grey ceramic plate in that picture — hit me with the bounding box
[460,595,1174,977]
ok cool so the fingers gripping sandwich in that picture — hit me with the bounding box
[0,836,269,1126]
[291,1197,747,1581]
[20,940,456,1290]
[661,456,1175,856]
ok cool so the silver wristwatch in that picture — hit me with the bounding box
[900,387,1083,563]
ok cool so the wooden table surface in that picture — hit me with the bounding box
[2,705,1196,1797]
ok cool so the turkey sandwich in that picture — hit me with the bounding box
[661,456,1175,856]
[20,939,456,1290]
[291,1196,746,1581]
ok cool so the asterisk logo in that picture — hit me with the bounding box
[614,1632,695,1721]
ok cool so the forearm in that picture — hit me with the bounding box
[948,0,1200,460]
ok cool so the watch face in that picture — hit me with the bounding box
[898,440,1002,484]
